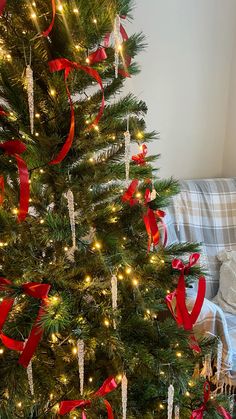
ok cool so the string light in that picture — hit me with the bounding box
[85,275,91,283]
[89,157,94,163]
[50,393,53,400]
[85,57,90,64]
[135,192,141,198]
[185,391,190,397]
[132,278,138,286]
[64,246,69,251]
[176,352,182,358]
[118,274,123,280]
[40,169,44,174]
[40,219,44,224]
[58,4,63,11]
[159,403,164,410]
[12,208,18,215]
[104,319,110,327]
[0,348,4,354]
[50,88,56,96]
[112,135,116,140]
[6,54,11,60]
[125,267,132,274]
[31,12,37,19]
[89,377,93,382]
[137,131,143,140]
[73,8,79,13]
[35,132,39,137]
[117,374,122,381]
[94,241,101,250]
[93,18,97,24]
[75,44,81,51]
[35,113,40,118]
[17,402,22,408]
[72,347,77,355]
[94,125,99,131]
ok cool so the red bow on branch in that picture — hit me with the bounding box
[48,58,104,165]
[132,144,147,166]
[190,382,232,419]
[59,376,117,418]
[0,277,50,368]
[0,140,30,222]
[87,47,108,65]
[122,180,168,251]
[166,254,206,352]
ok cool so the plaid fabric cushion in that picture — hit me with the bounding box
[166,178,236,299]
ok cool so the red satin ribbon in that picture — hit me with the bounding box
[121,179,139,206]
[190,382,232,419]
[166,254,206,352]
[104,15,131,77]
[59,376,117,417]
[0,0,6,15]
[87,47,107,65]
[0,175,4,205]
[0,277,50,368]
[48,58,104,165]
[144,187,167,251]
[42,0,56,37]
[0,140,30,222]
[132,144,147,165]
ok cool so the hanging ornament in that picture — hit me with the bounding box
[121,374,128,419]
[26,65,34,135]
[65,189,77,262]
[27,360,34,396]
[216,339,223,383]
[77,339,84,395]
[168,384,174,419]
[111,274,118,329]
[114,15,123,78]
[174,405,180,419]
[201,353,212,378]
[124,116,131,185]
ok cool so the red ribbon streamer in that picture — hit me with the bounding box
[166,254,206,352]
[87,47,107,65]
[48,58,104,165]
[0,0,6,15]
[0,140,30,222]
[190,382,232,419]
[132,144,148,165]
[59,376,117,417]
[42,0,56,37]
[0,277,50,368]
[0,175,4,205]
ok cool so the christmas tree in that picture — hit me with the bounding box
[0,1,231,418]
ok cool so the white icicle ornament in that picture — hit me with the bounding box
[77,339,85,395]
[27,360,34,396]
[167,384,174,419]
[26,65,34,135]
[114,15,122,78]
[122,374,128,419]
[111,274,118,328]
[65,189,77,262]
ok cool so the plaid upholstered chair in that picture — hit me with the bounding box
[166,178,236,390]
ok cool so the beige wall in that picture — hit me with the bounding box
[127,0,236,179]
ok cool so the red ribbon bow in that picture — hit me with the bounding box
[104,15,131,77]
[121,179,139,206]
[0,277,50,368]
[191,382,232,419]
[48,58,104,165]
[122,180,168,251]
[0,140,30,222]
[132,144,148,166]
[59,376,117,417]
[166,254,206,352]
[87,47,108,65]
